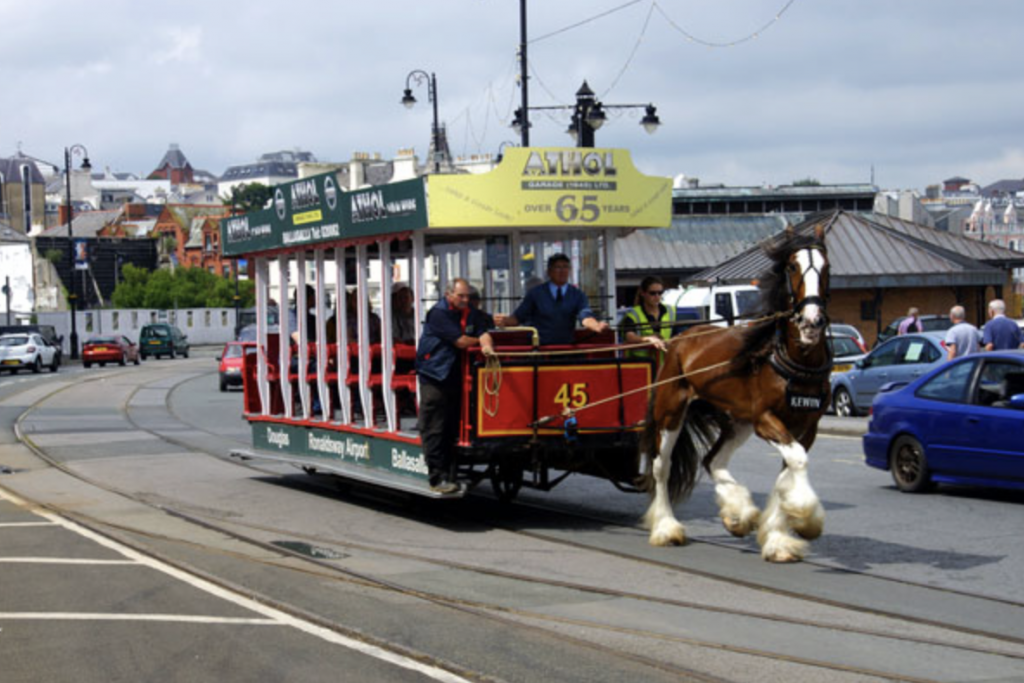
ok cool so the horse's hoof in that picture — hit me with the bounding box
[760,532,806,563]
[721,508,760,537]
[791,513,824,540]
[650,520,687,547]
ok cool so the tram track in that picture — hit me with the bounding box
[5,365,1024,682]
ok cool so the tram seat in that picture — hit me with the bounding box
[391,343,418,414]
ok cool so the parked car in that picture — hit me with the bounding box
[828,323,867,353]
[876,314,953,346]
[139,323,190,360]
[217,341,254,391]
[829,333,867,374]
[864,350,1024,492]
[0,332,60,374]
[0,325,62,366]
[830,332,946,417]
[82,335,141,368]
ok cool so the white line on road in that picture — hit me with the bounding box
[0,521,58,527]
[0,613,279,625]
[0,488,473,683]
[0,558,137,565]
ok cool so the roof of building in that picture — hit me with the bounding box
[155,144,192,171]
[163,204,228,229]
[615,215,790,273]
[981,179,1024,198]
[693,210,1024,289]
[672,183,876,202]
[219,161,299,182]
[0,154,47,185]
[1,222,31,243]
[38,209,120,238]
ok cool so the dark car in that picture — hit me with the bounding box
[82,335,141,368]
[864,350,1024,493]
[831,332,946,417]
[876,314,953,346]
[139,323,190,360]
[217,341,254,391]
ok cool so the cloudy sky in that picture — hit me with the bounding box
[2,0,1022,191]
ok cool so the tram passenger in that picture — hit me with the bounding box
[416,278,495,494]
[468,286,494,330]
[330,289,381,345]
[494,253,610,345]
[392,283,417,344]
[619,276,675,361]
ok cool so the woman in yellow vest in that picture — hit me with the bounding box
[619,276,676,362]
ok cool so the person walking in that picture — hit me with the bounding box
[415,278,494,493]
[944,305,979,360]
[618,276,675,363]
[981,299,1022,351]
[897,307,923,335]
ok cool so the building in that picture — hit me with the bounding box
[149,144,195,184]
[218,149,316,199]
[0,153,48,234]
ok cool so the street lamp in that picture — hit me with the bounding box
[64,144,90,360]
[515,80,661,148]
[401,70,444,174]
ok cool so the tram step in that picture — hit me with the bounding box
[229,449,466,499]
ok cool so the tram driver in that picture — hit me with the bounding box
[416,278,495,494]
[494,253,610,345]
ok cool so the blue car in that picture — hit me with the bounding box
[863,350,1024,492]
[831,332,947,417]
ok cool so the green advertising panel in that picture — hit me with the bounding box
[252,421,428,482]
[221,173,427,257]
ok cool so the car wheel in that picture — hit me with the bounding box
[169,346,176,360]
[100,362,106,367]
[134,354,140,366]
[183,348,189,359]
[219,375,227,392]
[50,356,59,372]
[32,357,41,374]
[833,387,858,417]
[84,361,92,369]
[890,435,935,493]
[140,351,147,361]
[119,353,126,367]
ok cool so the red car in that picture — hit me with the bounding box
[218,341,253,391]
[82,335,142,368]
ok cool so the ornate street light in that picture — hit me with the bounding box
[514,81,662,148]
[64,144,91,360]
[401,70,444,174]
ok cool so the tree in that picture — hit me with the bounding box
[111,265,255,309]
[792,178,821,187]
[111,263,149,308]
[225,183,273,214]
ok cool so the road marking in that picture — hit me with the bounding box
[0,521,58,527]
[0,613,279,625]
[0,488,472,683]
[0,558,137,565]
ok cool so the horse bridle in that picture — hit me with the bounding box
[786,245,830,319]
[771,245,832,382]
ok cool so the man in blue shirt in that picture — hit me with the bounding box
[416,278,494,494]
[495,253,610,345]
[982,299,1023,351]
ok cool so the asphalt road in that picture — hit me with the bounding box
[2,351,1023,683]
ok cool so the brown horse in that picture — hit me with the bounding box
[640,225,831,562]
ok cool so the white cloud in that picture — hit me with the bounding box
[154,26,203,65]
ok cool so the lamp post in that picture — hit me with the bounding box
[513,80,661,149]
[401,70,443,174]
[64,144,91,360]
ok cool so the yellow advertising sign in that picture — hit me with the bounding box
[428,147,671,229]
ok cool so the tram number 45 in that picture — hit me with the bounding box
[556,195,600,223]
[554,383,589,409]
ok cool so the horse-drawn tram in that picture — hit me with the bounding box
[221,147,673,501]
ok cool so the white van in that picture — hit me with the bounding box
[662,284,761,326]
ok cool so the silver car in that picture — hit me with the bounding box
[0,333,60,374]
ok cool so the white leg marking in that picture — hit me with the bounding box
[645,424,687,546]
[708,423,760,537]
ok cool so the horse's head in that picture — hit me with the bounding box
[784,240,829,347]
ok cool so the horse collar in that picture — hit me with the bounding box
[769,331,832,383]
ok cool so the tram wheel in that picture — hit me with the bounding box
[490,460,524,503]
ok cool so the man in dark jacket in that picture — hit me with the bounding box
[494,253,609,345]
[416,278,494,493]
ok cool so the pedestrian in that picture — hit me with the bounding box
[494,253,610,345]
[618,276,675,362]
[415,278,494,493]
[897,307,923,335]
[944,305,979,360]
[981,299,1022,351]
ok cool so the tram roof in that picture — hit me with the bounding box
[219,147,672,258]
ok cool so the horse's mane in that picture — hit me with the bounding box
[736,231,824,363]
